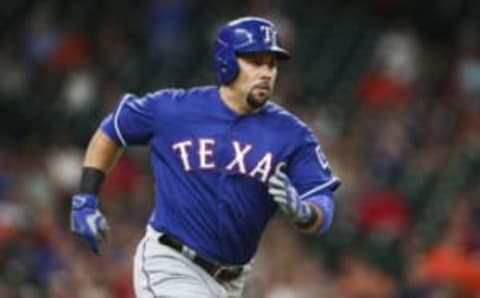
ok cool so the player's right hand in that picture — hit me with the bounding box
[70,194,109,255]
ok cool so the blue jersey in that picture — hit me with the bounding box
[101,85,340,264]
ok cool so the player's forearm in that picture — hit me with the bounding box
[79,129,123,195]
[84,129,124,172]
[295,203,324,234]
[295,194,334,235]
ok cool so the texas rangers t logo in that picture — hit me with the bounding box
[260,25,277,45]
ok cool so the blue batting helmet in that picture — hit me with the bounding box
[213,16,291,85]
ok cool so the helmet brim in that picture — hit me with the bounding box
[236,47,291,61]
[272,48,291,60]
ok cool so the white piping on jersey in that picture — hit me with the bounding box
[114,94,131,147]
[128,101,144,114]
[299,177,340,200]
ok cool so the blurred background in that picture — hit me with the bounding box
[1,0,480,297]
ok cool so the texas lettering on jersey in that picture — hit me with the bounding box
[100,86,340,264]
[172,138,273,183]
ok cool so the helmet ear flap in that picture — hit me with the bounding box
[214,47,239,85]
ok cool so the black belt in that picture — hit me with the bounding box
[158,234,243,282]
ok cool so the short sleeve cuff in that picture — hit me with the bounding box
[100,114,124,146]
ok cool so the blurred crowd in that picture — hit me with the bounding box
[1,0,480,297]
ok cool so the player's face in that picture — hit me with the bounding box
[235,52,278,110]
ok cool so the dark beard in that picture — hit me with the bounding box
[246,93,268,110]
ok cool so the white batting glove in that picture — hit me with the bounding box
[268,166,312,223]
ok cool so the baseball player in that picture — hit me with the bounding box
[70,16,340,298]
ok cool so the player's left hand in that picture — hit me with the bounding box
[70,194,109,255]
[268,165,312,223]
